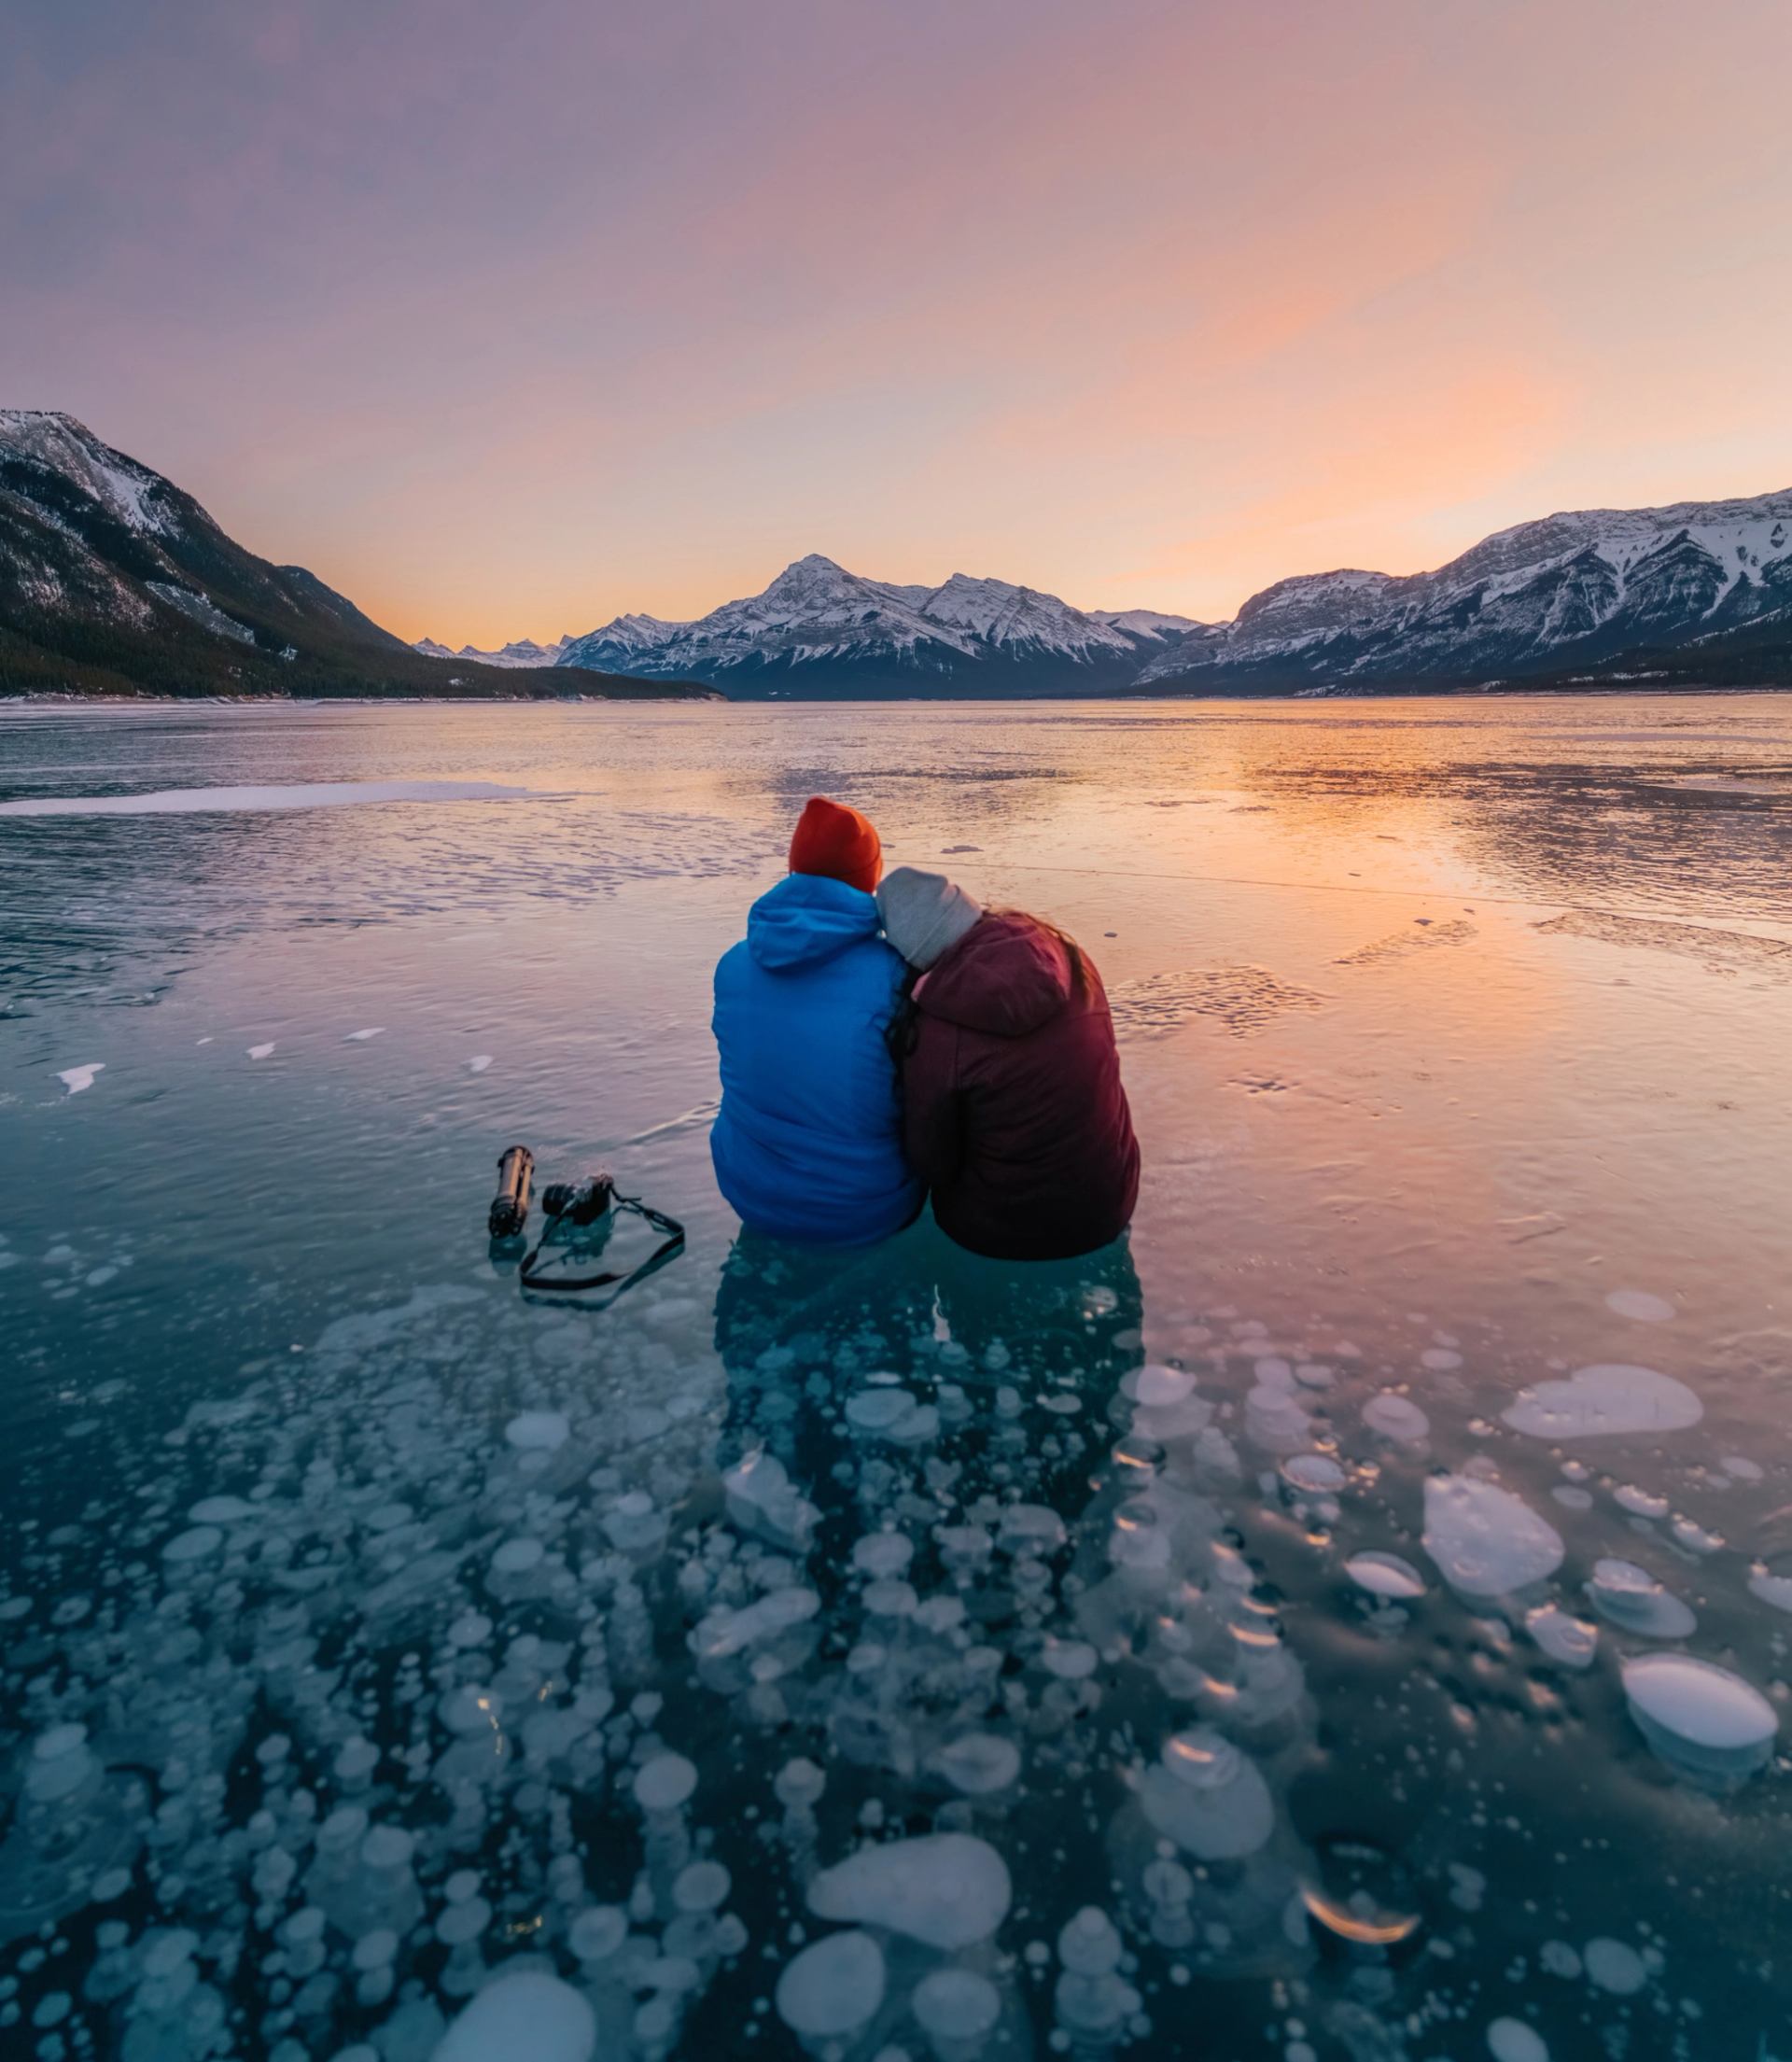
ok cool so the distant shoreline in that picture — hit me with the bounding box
[3,683,1787,712]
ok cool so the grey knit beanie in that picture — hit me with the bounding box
[876,865,984,971]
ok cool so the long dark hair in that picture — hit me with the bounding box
[885,965,923,1063]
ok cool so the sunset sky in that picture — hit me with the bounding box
[6,0,1790,646]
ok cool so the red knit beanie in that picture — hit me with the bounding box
[788,795,881,894]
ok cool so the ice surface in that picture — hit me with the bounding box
[1422,1476,1563,1596]
[345,1026,385,1041]
[0,779,546,817]
[431,1970,596,2060]
[54,1062,104,1095]
[8,700,1792,2055]
[775,1929,886,2041]
[1503,1364,1701,1439]
[808,1833,1012,1948]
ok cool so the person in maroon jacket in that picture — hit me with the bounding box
[876,866,1140,1261]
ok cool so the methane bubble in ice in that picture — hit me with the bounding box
[432,1970,597,2060]
[1423,1475,1563,1597]
[1621,1652,1777,1788]
[189,1494,259,1522]
[808,1833,1012,1948]
[56,1062,105,1095]
[1141,1729,1274,1859]
[913,1968,1001,2044]
[928,1732,1022,1795]
[1748,1569,1792,1614]
[246,1042,275,1059]
[1585,1559,1697,1638]
[1298,1836,1421,1947]
[775,1929,887,2043]
[1583,1937,1648,1996]
[1503,1364,1701,1439]
[1605,1288,1674,1323]
[1487,2018,1550,2061]
[1345,1552,1426,1600]
[161,1525,223,1563]
[1363,1393,1429,1444]
[1281,1453,1347,1494]
[1134,1364,1197,1406]
[504,1410,570,1452]
[633,1753,698,1812]
[469,1054,494,1073]
[1525,1605,1598,1669]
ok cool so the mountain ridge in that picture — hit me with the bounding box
[546,552,1202,696]
[446,494,1792,697]
[4,412,1786,698]
[0,412,712,702]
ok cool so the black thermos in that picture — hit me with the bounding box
[489,1144,535,1239]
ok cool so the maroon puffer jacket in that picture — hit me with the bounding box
[899,910,1140,1260]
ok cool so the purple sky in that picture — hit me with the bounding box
[6,0,1790,642]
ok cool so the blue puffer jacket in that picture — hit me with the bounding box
[711,874,921,1247]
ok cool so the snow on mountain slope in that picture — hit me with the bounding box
[0,409,710,699]
[0,409,177,537]
[1139,489,1792,689]
[413,636,567,668]
[1088,608,1204,641]
[915,571,1140,659]
[553,554,1196,693]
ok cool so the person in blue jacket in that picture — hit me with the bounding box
[710,795,921,1247]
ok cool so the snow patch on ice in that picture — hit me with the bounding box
[0,779,549,818]
[1605,1287,1674,1322]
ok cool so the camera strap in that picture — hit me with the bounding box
[518,1197,686,1307]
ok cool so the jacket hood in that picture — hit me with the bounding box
[915,910,1074,1037]
[747,871,884,972]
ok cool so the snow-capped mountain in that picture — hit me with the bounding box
[0,411,711,701]
[1136,492,1792,693]
[413,635,569,668]
[553,554,1203,694]
[9,412,1786,700]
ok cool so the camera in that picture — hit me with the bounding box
[483,1146,684,1303]
[541,1173,617,1227]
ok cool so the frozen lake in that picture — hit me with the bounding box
[2,694,1790,2061]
